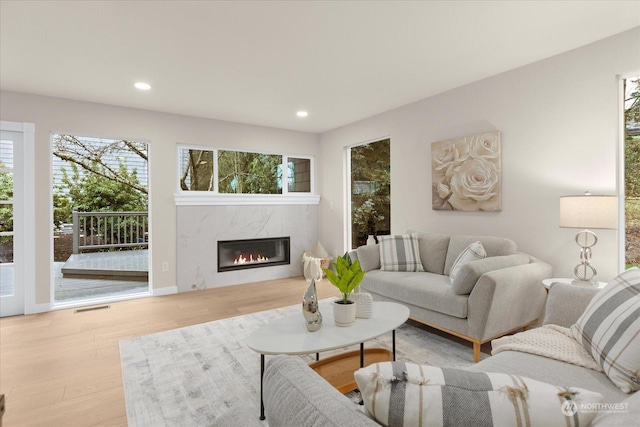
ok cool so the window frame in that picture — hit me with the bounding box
[175,144,318,206]
[619,72,640,271]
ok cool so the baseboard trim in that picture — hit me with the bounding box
[153,286,177,297]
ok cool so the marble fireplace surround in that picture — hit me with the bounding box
[177,198,319,291]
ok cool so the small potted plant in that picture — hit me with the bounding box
[322,252,365,326]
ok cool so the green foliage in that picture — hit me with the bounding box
[626,77,640,268]
[351,139,390,247]
[322,252,365,304]
[53,134,147,195]
[0,164,13,243]
[625,136,640,198]
[54,162,147,226]
[181,149,214,191]
[625,78,640,197]
[218,151,282,194]
[353,198,385,236]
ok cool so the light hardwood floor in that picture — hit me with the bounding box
[0,277,339,427]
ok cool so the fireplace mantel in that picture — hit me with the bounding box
[174,193,320,206]
[177,203,317,291]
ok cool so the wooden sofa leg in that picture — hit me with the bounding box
[473,342,481,363]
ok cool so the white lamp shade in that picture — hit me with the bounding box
[559,195,618,229]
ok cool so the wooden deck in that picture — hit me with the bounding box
[61,250,148,281]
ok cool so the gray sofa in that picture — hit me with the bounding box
[252,281,637,426]
[349,231,553,362]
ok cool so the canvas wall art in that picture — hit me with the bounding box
[431,131,501,211]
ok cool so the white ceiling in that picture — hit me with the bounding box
[1,1,639,133]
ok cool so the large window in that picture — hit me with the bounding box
[349,139,391,248]
[178,146,313,195]
[624,75,640,269]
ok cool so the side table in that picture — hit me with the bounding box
[542,278,607,291]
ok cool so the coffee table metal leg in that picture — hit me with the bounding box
[360,343,364,367]
[392,329,396,361]
[259,354,265,420]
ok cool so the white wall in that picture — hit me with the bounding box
[0,92,319,306]
[318,28,640,282]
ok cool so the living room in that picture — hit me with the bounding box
[1,2,638,313]
[1,1,639,426]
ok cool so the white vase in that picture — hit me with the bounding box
[332,299,356,326]
[366,235,376,245]
[353,291,373,319]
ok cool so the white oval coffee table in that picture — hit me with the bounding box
[247,300,410,420]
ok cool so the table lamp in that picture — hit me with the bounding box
[559,192,618,285]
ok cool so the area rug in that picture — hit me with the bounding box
[120,299,486,426]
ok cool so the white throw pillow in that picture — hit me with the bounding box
[449,241,486,284]
[355,361,604,427]
[378,234,425,272]
[570,267,640,393]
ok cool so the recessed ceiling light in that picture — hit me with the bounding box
[134,82,151,90]
[296,111,308,117]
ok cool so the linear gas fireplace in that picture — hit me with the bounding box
[218,237,290,272]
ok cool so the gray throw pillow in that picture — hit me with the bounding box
[356,244,381,271]
[408,230,451,275]
[451,253,530,295]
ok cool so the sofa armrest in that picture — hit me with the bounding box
[467,258,552,341]
[263,355,377,426]
[543,282,599,327]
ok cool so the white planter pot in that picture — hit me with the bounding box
[333,299,356,326]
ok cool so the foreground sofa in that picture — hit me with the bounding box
[256,279,638,426]
[349,231,552,362]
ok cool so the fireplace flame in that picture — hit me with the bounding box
[234,253,269,265]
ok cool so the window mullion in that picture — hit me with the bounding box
[213,148,219,193]
[282,155,288,195]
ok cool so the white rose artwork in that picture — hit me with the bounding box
[431,131,501,211]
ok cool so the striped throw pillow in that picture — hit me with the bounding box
[449,241,486,284]
[378,234,424,272]
[355,362,603,427]
[570,267,640,393]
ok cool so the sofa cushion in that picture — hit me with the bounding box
[449,241,486,286]
[355,361,603,427]
[444,235,517,276]
[570,267,640,393]
[356,244,381,272]
[378,234,425,272]
[361,270,468,318]
[408,230,451,274]
[451,253,530,295]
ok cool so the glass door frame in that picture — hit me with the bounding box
[0,121,35,316]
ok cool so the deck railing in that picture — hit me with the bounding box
[72,209,149,254]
